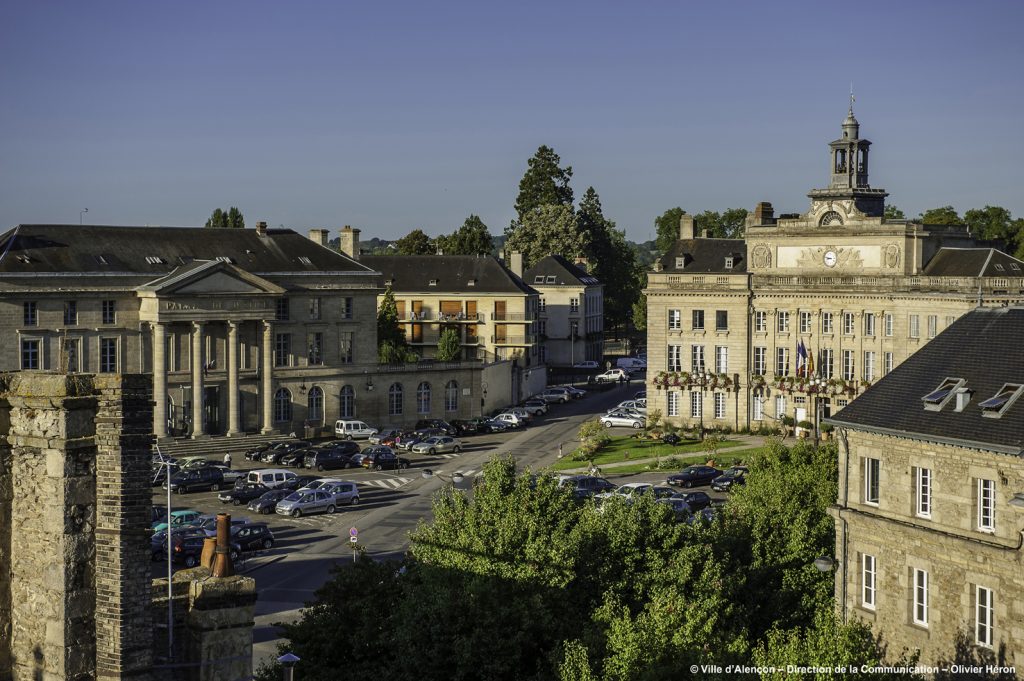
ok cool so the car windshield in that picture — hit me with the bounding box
[303,481,324,489]
[723,469,742,477]
[283,493,301,502]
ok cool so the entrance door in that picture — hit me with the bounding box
[204,386,221,435]
[795,407,806,435]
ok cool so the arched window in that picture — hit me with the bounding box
[445,380,459,412]
[340,385,355,418]
[307,386,324,424]
[388,383,403,416]
[417,382,431,414]
[274,388,292,423]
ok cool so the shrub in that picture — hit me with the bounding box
[797,420,814,430]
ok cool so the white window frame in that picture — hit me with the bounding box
[913,568,929,627]
[753,346,766,376]
[667,345,682,372]
[821,312,833,334]
[754,310,766,333]
[843,312,855,335]
[668,309,681,330]
[909,314,920,338]
[884,313,893,337]
[690,391,702,418]
[777,311,789,333]
[714,393,725,419]
[884,351,894,375]
[915,467,931,518]
[977,478,995,532]
[864,312,875,336]
[774,395,786,422]
[692,309,705,330]
[864,457,880,505]
[842,349,855,381]
[863,351,875,382]
[714,346,728,373]
[820,348,834,380]
[667,390,679,417]
[751,396,764,421]
[691,345,705,372]
[927,314,938,338]
[775,347,789,376]
[976,585,994,648]
[862,554,876,610]
[799,311,811,334]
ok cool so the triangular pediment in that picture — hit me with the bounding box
[136,260,285,295]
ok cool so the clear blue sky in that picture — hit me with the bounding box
[2,0,1022,241]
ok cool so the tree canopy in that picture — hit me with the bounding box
[376,286,416,363]
[513,145,574,224]
[504,204,587,267]
[884,204,906,220]
[694,208,748,239]
[435,327,462,361]
[204,206,244,229]
[394,228,436,255]
[919,206,963,225]
[654,207,686,254]
[438,215,494,255]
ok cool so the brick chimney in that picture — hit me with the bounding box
[574,256,589,272]
[753,202,774,223]
[255,221,267,238]
[509,251,523,278]
[339,225,361,260]
[679,212,695,240]
[308,228,330,247]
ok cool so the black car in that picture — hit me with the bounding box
[482,418,509,433]
[395,428,445,451]
[279,447,315,467]
[170,533,211,567]
[259,441,311,464]
[558,475,617,500]
[166,467,226,494]
[656,498,693,522]
[666,465,722,488]
[360,445,410,471]
[218,482,270,505]
[244,441,280,461]
[670,491,713,512]
[304,442,361,471]
[151,527,205,561]
[289,475,320,490]
[449,419,479,436]
[711,466,748,492]
[231,523,275,552]
[247,489,292,515]
[415,419,457,436]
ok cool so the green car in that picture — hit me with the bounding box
[151,509,202,533]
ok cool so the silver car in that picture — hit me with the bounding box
[411,436,463,455]
[319,480,360,506]
[275,490,338,517]
[599,411,644,429]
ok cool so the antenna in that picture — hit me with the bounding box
[80,208,88,225]
[849,83,855,112]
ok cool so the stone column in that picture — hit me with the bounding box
[153,322,168,439]
[191,322,205,438]
[226,322,241,436]
[260,321,274,434]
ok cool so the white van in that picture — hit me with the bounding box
[616,357,647,371]
[334,420,379,440]
[246,469,297,489]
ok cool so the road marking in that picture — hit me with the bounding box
[359,477,412,490]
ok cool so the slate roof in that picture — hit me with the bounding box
[361,255,537,295]
[923,248,1024,277]
[657,238,747,273]
[0,225,374,275]
[524,255,601,287]
[827,307,1024,454]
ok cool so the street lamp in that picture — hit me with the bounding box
[570,321,578,370]
[694,371,708,441]
[153,447,177,663]
[809,374,826,445]
[79,208,88,224]
[813,556,835,572]
[278,652,300,681]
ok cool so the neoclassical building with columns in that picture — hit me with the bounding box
[0,222,484,438]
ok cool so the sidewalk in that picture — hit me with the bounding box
[558,434,767,475]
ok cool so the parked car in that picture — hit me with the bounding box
[449,419,480,436]
[616,357,646,371]
[169,532,212,568]
[277,447,314,467]
[152,509,203,533]
[666,465,722,488]
[563,385,587,399]
[260,441,311,464]
[244,441,286,462]
[414,419,457,436]
[599,411,644,429]
[369,428,404,445]
[289,475,320,490]
[245,469,298,489]
[557,474,617,500]
[500,407,533,422]
[318,480,360,506]
[231,523,275,552]
[396,428,446,450]
[609,399,647,414]
[178,456,214,471]
[670,491,713,512]
[633,391,646,400]
[191,515,250,538]
[212,465,245,485]
[360,445,410,471]
[540,387,572,404]
[595,369,628,383]
[711,466,748,492]
[304,442,361,471]
[573,360,599,369]
[166,467,225,494]
[151,526,204,561]
[482,418,510,433]
[661,433,683,445]
[655,498,694,522]
[595,482,654,504]
[493,412,527,429]
[334,420,378,440]
[276,490,338,517]
[218,482,270,505]
[521,399,548,416]
[687,506,718,525]
[247,489,292,515]
[411,436,462,455]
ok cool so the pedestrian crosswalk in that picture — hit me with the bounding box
[359,477,412,490]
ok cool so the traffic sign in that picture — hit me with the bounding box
[349,536,358,544]
[349,527,358,538]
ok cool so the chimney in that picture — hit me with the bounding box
[574,256,588,272]
[211,513,235,578]
[308,228,330,247]
[702,228,710,238]
[509,251,523,278]
[753,202,774,223]
[339,225,361,260]
[954,388,974,413]
[679,212,694,240]
[255,221,267,238]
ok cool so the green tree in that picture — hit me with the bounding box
[227,206,245,229]
[395,228,436,255]
[435,327,462,362]
[884,204,906,220]
[204,206,244,228]
[576,187,642,330]
[694,208,748,239]
[442,215,494,255]
[654,207,686,253]
[919,205,963,224]
[631,291,647,331]
[377,286,416,363]
[964,205,1024,247]
[504,204,587,269]
[513,145,574,225]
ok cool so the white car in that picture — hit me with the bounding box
[595,369,628,383]
[494,412,528,428]
[595,483,653,504]
[599,411,644,429]
[521,399,548,416]
[609,399,646,415]
[502,407,532,422]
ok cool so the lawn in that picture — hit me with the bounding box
[550,435,746,471]
[603,450,758,476]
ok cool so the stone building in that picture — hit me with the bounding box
[522,255,604,367]
[0,222,484,436]
[824,307,1024,667]
[645,107,1024,433]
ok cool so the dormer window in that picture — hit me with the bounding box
[675,257,685,269]
[922,377,966,411]
[546,275,556,284]
[1011,263,1021,271]
[145,256,165,265]
[429,279,438,286]
[468,279,477,287]
[384,279,393,287]
[995,263,1005,272]
[297,256,313,266]
[725,256,735,270]
[215,256,234,264]
[16,255,32,264]
[534,275,544,284]
[94,255,110,266]
[979,383,1024,419]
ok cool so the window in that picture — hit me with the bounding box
[714,393,725,419]
[668,345,683,371]
[20,339,39,370]
[775,348,789,376]
[945,315,955,328]
[976,586,994,648]
[820,349,834,379]
[777,311,789,333]
[754,310,767,333]
[843,312,855,335]
[715,310,728,331]
[862,554,876,610]
[307,386,324,424]
[339,332,354,364]
[927,315,937,338]
[799,311,811,334]
[864,312,875,336]
[692,309,704,330]
[569,298,579,313]
[909,314,920,338]
[63,301,77,326]
[668,309,682,330]
[340,386,355,418]
[884,352,894,375]
[977,478,995,532]
[276,298,290,321]
[863,351,875,381]
[102,300,116,325]
[842,349,855,381]
[100,338,117,373]
[667,391,679,417]
[774,395,786,422]
[836,398,848,409]
[715,346,728,373]
[691,345,705,372]
[753,346,766,375]
[307,332,323,365]
[60,337,80,372]
[675,257,685,269]
[913,568,929,626]
[690,392,702,418]
[915,467,931,518]
[340,297,354,319]
[751,396,763,421]
[821,312,833,334]
[273,388,292,422]
[864,458,880,504]
[884,313,893,337]
[388,383,403,416]
[309,297,322,320]
[538,297,546,312]
[445,380,459,412]
[23,302,37,327]
[274,333,291,367]
[417,382,431,414]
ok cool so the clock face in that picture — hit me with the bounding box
[823,250,838,267]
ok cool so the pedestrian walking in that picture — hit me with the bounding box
[223,452,232,468]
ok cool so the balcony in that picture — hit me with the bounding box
[491,312,535,322]
[401,311,484,323]
[490,335,536,345]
